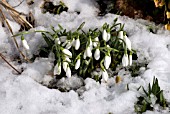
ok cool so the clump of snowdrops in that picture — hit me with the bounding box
[16,18,135,82]
[135,77,168,113]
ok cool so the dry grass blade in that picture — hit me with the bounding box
[0,0,33,28]
[0,0,33,61]
[0,53,21,74]
[0,8,29,61]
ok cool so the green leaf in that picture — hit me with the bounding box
[141,100,147,112]
[58,24,63,30]
[148,83,152,95]
[42,33,53,48]
[142,87,148,96]
[77,22,85,31]
[57,6,62,14]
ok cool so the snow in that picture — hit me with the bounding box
[1,0,170,114]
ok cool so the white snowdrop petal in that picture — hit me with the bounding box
[62,49,72,57]
[94,48,100,60]
[83,50,87,59]
[22,39,30,50]
[53,63,61,75]
[86,46,92,57]
[65,56,71,62]
[129,54,132,66]
[102,69,108,82]
[106,33,111,42]
[63,62,68,72]
[66,67,71,78]
[75,38,80,50]
[124,35,132,51]
[118,31,124,40]
[75,59,80,70]
[122,54,129,67]
[102,30,107,41]
[104,55,111,69]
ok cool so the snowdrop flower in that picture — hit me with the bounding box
[93,37,99,47]
[75,38,80,50]
[75,58,81,70]
[53,62,61,75]
[21,38,29,50]
[122,54,129,67]
[104,54,111,69]
[55,38,61,45]
[102,69,108,82]
[62,48,72,57]
[102,29,107,41]
[63,61,68,72]
[118,31,124,42]
[94,48,100,60]
[129,54,132,66]
[66,66,71,78]
[124,35,131,51]
[86,46,92,57]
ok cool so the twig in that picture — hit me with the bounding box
[12,0,24,8]
[0,53,21,74]
[0,0,33,28]
[0,8,29,61]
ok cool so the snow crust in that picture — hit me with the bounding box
[0,0,170,114]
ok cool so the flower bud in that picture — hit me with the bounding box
[75,58,80,70]
[75,38,80,50]
[122,54,129,67]
[54,62,61,75]
[102,29,107,41]
[129,54,132,66]
[104,54,111,69]
[94,48,100,60]
[22,39,30,50]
